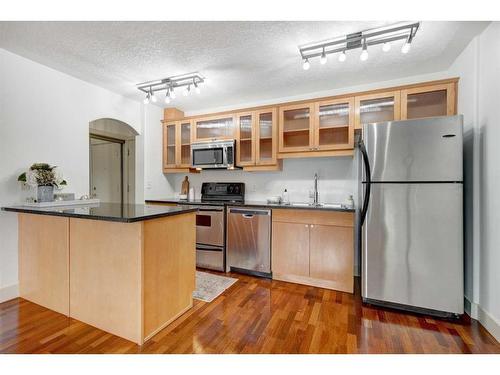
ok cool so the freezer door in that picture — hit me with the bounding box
[363,115,463,182]
[361,183,463,314]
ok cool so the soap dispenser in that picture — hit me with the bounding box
[282,189,290,205]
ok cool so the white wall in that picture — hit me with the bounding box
[0,48,149,301]
[448,23,500,341]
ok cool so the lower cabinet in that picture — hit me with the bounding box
[272,209,354,293]
[272,222,310,277]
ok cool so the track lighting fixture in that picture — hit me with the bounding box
[320,48,327,65]
[194,80,201,94]
[302,58,310,70]
[136,72,205,105]
[298,22,419,69]
[338,51,346,62]
[360,41,368,61]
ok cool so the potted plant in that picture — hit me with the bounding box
[18,163,67,203]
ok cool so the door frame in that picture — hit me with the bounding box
[89,133,125,205]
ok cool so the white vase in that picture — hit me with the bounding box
[37,185,54,203]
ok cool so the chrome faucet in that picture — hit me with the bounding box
[313,173,319,205]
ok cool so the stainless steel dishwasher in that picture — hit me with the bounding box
[226,207,271,278]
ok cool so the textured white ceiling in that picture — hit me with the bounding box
[0,21,488,113]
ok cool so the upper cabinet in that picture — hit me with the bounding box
[354,80,457,130]
[355,91,401,130]
[162,120,195,173]
[315,98,354,151]
[256,108,278,166]
[278,99,354,157]
[401,82,456,120]
[279,103,314,153]
[236,108,280,171]
[193,114,235,142]
[235,112,255,166]
[162,78,458,172]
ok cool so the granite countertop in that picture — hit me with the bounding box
[145,198,355,213]
[1,202,198,223]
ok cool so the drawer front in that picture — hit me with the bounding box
[196,247,224,272]
[272,209,354,227]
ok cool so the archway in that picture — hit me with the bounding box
[89,118,139,205]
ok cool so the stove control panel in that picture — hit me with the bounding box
[201,182,245,201]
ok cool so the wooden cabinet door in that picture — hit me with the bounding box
[178,120,192,168]
[272,222,310,277]
[401,83,456,120]
[255,108,277,165]
[279,103,314,153]
[354,91,401,130]
[193,115,236,141]
[314,98,354,151]
[309,224,354,293]
[236,112,255,166]
[163,122,177,169]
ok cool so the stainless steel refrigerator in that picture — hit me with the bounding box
[359,115,464,318]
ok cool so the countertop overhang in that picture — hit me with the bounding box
[2,202,198,223]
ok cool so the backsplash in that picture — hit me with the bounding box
[165,157,356,205]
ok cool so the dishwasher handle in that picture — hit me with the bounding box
[228,208,270,216]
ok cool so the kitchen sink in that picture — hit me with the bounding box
[289,202,311,207]
[287,202,347,209]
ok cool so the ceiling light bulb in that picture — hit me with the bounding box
[170,88,176,99]
[165,91,171,104]
[150,91,157,103]
[401,41,411,54]
[302,58,310,70]
[382,42,391,52]
[320,50,327,65]
[143,93,150,105]
[194,82,201,94]
[338,51,346,62]
[183,85,190,96]
[360,44,368,61]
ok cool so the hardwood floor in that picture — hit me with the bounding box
[1,273,499,354]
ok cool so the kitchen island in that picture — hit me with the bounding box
[2,203,198,344]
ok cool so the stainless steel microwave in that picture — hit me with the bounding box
[191,140,236,169]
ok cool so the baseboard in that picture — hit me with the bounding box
[142,300,194,344]
[477,306,500,343]
[464,296,479,319]
[0,284,19,303]
[465,296,500,343]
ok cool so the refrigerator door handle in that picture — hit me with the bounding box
[359,140,371,226]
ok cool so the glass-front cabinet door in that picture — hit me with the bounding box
[255,108,277,165]
[314,98,354,150]
[401,83,456,120]
[236,112,255,166]
[163,122,177,168]
[355,91,401,130]
[279,103,314,152]
[194,115,235,141]
[179,120,192,167]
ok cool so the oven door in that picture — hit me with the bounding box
[196,207,224,247]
